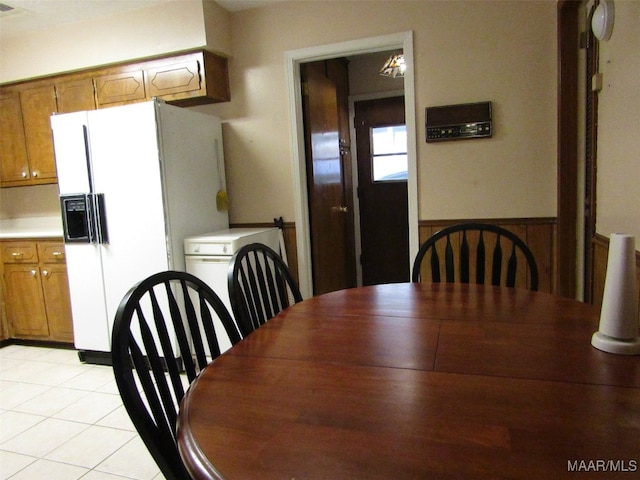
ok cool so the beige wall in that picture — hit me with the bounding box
[1,1,563,229]
[0,185,59,219]
[595,0,640,240]
[0,1,211,83]
[2,1,635,239]
[194,0,558,224]
[204,0,232,56]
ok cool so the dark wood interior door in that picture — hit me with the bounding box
[301,61,352,295]
[355,96,409,285]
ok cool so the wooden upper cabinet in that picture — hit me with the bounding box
[19,85,58,184]
[0,91,29,185]
[0,79,95,187]
[146,51,230,105]
[55,78,97,113]
[0,49,229,188]
[147,59,201,97]
[144,50,231,106]
[95,70,146,107]
[95,50,230,108]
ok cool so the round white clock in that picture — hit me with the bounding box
[592,0,615,41]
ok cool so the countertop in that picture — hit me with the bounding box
[0,216,64,239]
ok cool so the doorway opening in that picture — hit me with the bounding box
[285,32,418,298]
[354,95,409,286]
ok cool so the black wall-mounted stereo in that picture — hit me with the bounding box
[425,101,492,142]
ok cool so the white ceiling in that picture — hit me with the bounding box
[0,0,284,39]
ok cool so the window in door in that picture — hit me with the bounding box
[371,125,407,181]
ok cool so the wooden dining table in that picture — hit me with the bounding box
[177,283,640,479]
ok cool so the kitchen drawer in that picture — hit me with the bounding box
[2,242,37,263]
[38,242,66,263]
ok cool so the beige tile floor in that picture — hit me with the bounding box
[0,344,164,480]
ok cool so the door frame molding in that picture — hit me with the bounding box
[556,1,580,299]
[285,31,418,297]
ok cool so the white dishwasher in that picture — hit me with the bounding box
[184,227,280,349]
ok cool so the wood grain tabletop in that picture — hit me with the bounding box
[178,283,640,479]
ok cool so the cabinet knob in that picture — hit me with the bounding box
[12,252,24,260]
[21,172,28,178]
[42,270,49,277]
[30,269,38,276]
[52,251,64,258]
[32,171,38,177]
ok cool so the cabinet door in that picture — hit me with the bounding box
[41,264,74,342]
[56,78,96,113]
[38,242,73,342]
[95,70,146,107]
[153,51,230,106]
[146,59,202,98]
[3,265,50,337]
[0,91,30,185]
[20,85,58,184]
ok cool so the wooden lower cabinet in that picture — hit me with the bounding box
[3,263,49,337]
[41,264,74,342]
[1,240,74,343]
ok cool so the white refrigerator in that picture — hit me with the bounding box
[51,100,229,363]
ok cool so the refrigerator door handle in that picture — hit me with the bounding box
[93,193,109,244]
[82,126,109,245]
[83,126,95,193]
[85,194,97,244]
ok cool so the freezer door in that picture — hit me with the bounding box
[50,111,92,195]
[52,111,110,351]
[64,244,111,351]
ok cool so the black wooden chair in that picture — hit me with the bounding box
[111,270,240,480]
[228,243,303,336]
[411,223,539,291]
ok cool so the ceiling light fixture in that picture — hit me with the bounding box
[379,53,406,78]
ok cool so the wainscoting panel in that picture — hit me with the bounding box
[234,218,557,295]
[592,234,640,309]
[418,218,557,294]
[231,221,639,307]
[230,222,299,286]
